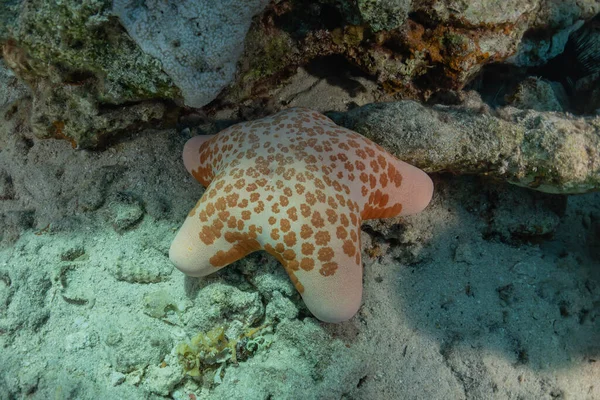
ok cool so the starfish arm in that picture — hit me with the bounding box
[169,175,263,277]
[391,158,434,216]
[169,204,261,277]
[261,201,364,323]
[183,135,217,186]
[361,152,434,220]
[273,249,363,323]
[296,236,363,323]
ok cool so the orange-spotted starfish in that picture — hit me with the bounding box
[170,108,433,322]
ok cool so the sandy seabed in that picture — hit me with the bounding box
[0,98,598,399]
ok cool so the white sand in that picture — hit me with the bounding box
[0,91,598,399]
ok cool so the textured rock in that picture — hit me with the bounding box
[1,0,268,147]
[331,97,600,194]
[355,0,411,32]
[505,77,569,112]
[2,0,599,150]
[227,0,600,105]
[1,0,176,147]
[1,1,177,103]
[0,59,28,109]
[511,0,600,66]
[111,246,173,284]
[113,0,270,108]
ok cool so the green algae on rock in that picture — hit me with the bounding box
[175,325,271,383]
[1,0,268,148]
[1,0,178,148]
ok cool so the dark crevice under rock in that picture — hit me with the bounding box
[466,13,600,115]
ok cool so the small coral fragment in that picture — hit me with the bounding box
[175,325,269,381]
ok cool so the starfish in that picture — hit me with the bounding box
[170,108,433,322]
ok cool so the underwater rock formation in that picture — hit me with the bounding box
[0,0,268,147]
[113,0,270,108]
[227,0,600,105]
[2,0,600,147]
[332,97,600,194]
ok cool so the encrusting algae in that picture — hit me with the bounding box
[176,325,270,381]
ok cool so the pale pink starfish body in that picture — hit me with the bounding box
[170,108,433,322]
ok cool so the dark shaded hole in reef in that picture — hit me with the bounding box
[91,100,181,150]
[319,3,352,31]
[274,0,349,39]
[413,63,456,93]
[464,63,529,108]
[379,28,413,55]
[467,13,600,115]
[533,13,600,84]
[62,69,97,85]
[303,55,371,99]
[408,10,441,30]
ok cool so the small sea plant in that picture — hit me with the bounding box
[175,324,270,381]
